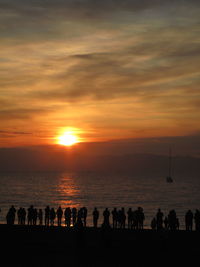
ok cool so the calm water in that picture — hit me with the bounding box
[0,171,200,228]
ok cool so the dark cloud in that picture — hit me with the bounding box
[0,130,32,138]
[1,0,200,25]
[0,107,54,120]
[0,0,173,16]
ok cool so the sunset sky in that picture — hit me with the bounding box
[1,0,200,148]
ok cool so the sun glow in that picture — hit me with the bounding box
[57,132,79,146]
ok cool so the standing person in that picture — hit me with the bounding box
[156,208,164,230]
[45,206,50,226]
[33,208,38,225]
[92,207,99,228]
[121,208,126,229]
[76,208,83,228]
[185,210,193,231]
[82,207,87,227]
[50,208,56,226]
[102,208,110,228]
[27,205,34,225]
[136,207,145,230]
[6,206,16,225]
[72,207,77,226]
[127,208,133,229]
[112,208,118,229]
[21,208,26,225]
[57,206,63,226]
[132,210,137,230]
[38,209,43,225]
[64,207,71,227]
[168,210,177,230]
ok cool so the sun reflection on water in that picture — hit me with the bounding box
[56,174,80,208]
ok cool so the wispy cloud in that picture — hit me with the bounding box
[0,0,200,146]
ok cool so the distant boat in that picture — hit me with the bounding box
[166,176,173,183]
[166,148,173,183]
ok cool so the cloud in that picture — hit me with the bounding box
[0,130,32,138]
[0,0,200,145]
[0,107,56,120]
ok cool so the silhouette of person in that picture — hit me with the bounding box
[131,210,137,230]
[117,209,122,228]
[72,207,77,226]
[127,208,133,229]
[168,210,177,230]
[6,206,16,225]
[21,208,26,225]
[57,206,63,226]
[45,206,50,226]
[185,210,193,231]
[50,208,56,226]
[27,205,34,225]
[156,208,164,230]
[194,209,200,231]
[119,208,126,229]
[136,207,145,230]
[38,209,43,225]
[82,207,87,227]
[92,207,99,228]
[112,208,118,229]
[64,207,71,227]
[75,208,83,229]
[102,208,110,228]
[33,208,38,225]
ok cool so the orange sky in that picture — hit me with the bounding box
[0,0,200,147]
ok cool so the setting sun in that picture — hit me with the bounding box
[57,132,79,146]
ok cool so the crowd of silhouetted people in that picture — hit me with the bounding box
[2,206,200,231]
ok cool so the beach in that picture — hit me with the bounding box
[1,224,200,266]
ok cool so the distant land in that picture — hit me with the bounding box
[0,135,200,175]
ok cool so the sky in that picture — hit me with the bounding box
[0,0,200,149]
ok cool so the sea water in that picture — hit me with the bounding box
[0,171,199,228]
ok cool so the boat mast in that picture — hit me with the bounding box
[168,148,172,177]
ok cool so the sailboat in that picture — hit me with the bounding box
[166,148,173,183]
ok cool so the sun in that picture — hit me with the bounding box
[57,132,79,146]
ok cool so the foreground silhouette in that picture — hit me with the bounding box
[3,206,200,231]
[1,223,200,267]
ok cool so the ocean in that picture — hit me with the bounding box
[0,171,199,228]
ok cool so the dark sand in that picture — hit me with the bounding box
[1,225,200,266]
